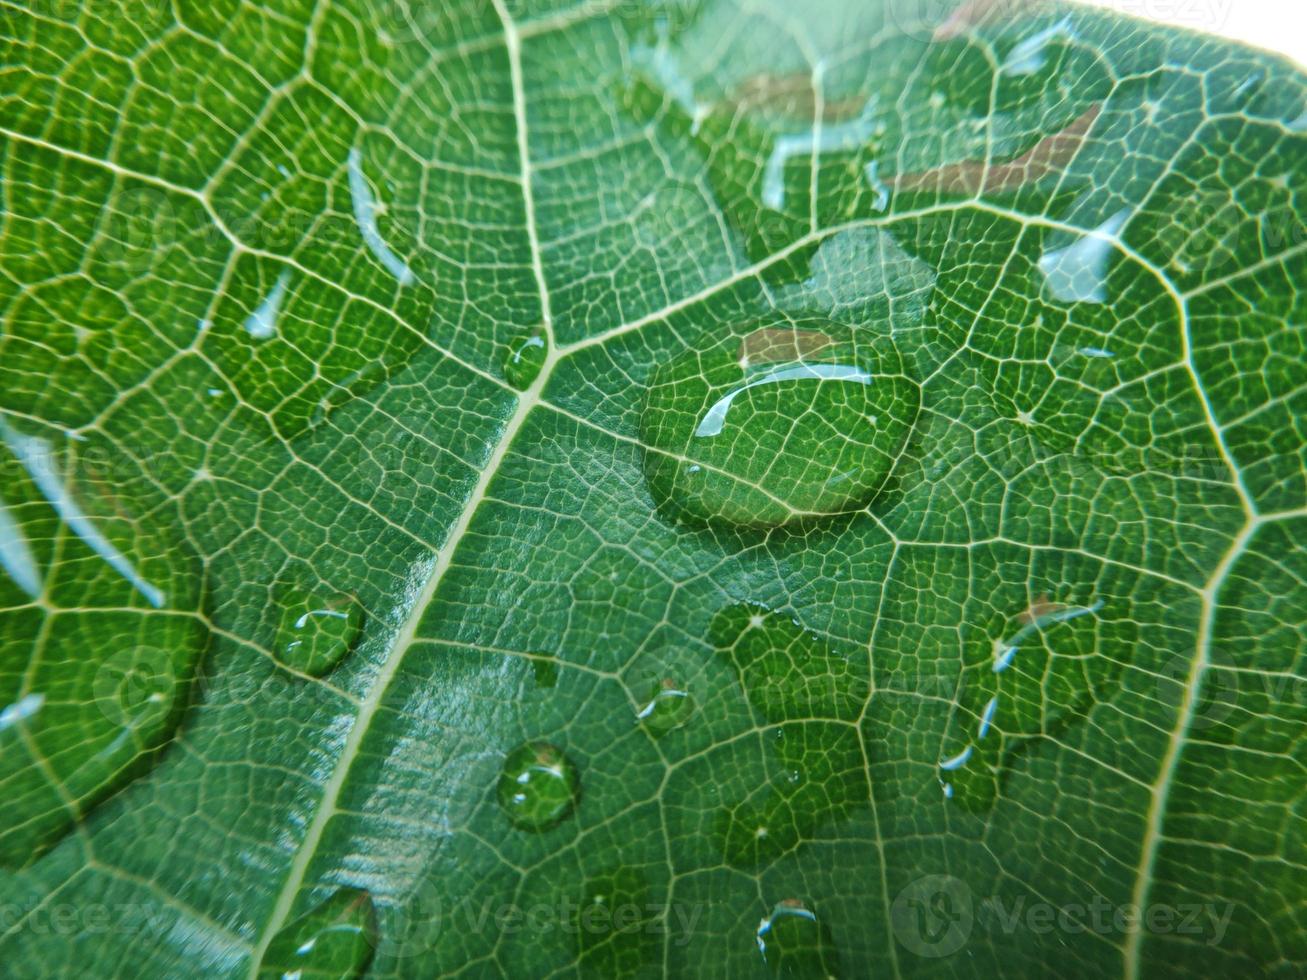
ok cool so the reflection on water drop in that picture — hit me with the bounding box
[1038,209,1131,304]
[0,490,41,598]
[1,421,163,607]
[635,678,693,735]
[863,161,890,212]
[640,323,920,528]
[762,97,880,211]
[503,326,548,390]
[0,693,44,732]
[630,19,707,133]
[0,425,206,869]
[1078,346,1114,359]
[497,741,581,831]
[1001,16,1077,77]
[275,585,362,677]
[756,899,841,978]
[244,270,291,340]
[347,147,416,287]
[257,888,377,980]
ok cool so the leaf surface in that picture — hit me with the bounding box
[1,1,1304,978]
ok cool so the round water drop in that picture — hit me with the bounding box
[635,678,693,734]
[503,326,548,390]
[275,587,362,677]
[531,654,559,689]
[755,899,841,978]
[257,888,377,980]
[497,741,581,831]
[640,321,919,527]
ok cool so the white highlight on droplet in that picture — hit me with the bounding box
[244,270,291,340]
[1002,17,1077,76]
[1038,209,1131,304]
[939,745,973,771]
[762,97,879,211]
[0,692,44,732]
[978,696,999,739]
[0,422,164,608]
[0,492,41,598]
[630,20,707,134]
[863,159,890,212]
[694,363,872,438]
[347,147,416,287]
[1078,346,1115,359]
[1232,73,1262,99]
[994,598,1105,672]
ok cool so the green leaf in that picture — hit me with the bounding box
[1,1,1304,978]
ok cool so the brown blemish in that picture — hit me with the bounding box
[933,0,1046,41]
[725,72,869,123]
[740,328,835,366]
[1018,594,1070,625]
[894,103,1101,197]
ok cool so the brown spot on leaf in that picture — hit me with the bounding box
[894,103,1101,197]
[1018,594,1070,625]
[740,328,836,365]
[933,0,1046,41]
[723,73,870,122]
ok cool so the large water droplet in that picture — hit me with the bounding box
[274,584,362,677]
[0,425,207,869]
[635,678,694,735]
[939,592,1111,811]
[257,888,377,980]
[756,899,841,978]
[710,602,869,868]
[503,326,548,390]
[640,322,919,527]
[497,741,581,831]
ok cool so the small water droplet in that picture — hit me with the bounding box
[274,584,362,677]
[257,888,377,980]
[635,678,693,734]
[497,741,580,831]
[755,899,840,978]
[640,322,919,528]
[531,654,559,689]
[1038,209,1131,304]
[503,326,548,390]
